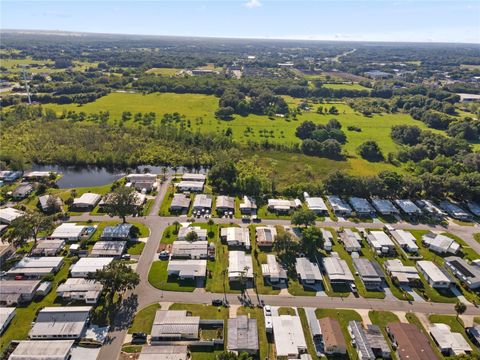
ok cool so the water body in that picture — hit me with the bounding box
[32,165,208,189]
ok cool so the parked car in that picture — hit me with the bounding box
[212,299,223,306]
[131,332,147,344]
[349,283,358,293]
[159,251,169,260]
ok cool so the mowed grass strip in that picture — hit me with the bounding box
[128,303,161,334]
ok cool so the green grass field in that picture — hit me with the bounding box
[145,67,181,76]
[148,260,196,292]
[128,303,161,334]
[322,83,370,91]
[1,57,98,74]
[43,92,443,177]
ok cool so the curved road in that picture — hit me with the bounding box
[70,182,480,359]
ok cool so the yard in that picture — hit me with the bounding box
[128,303,161,334]
[297,308,319,360]
[168,303,228,320]
[148,260,196,292]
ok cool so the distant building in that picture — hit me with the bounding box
[239,196,257,214]
[12,183,33,200]
[457,93,480,102]
[9,340,74,360]
[90,241,126,258]
[296,257,323,285]
[366,231,396,255]
[0,207,24,224]
[267,198,301,213]
[216,196,235,213]
[56,278,103,304]
[349,197,375,216]
[384,259,421,286]
[23,171,54,180]
[171,241,209,259]
[228,316,259,354]
[182,173,206,182]
[394,200,422,216]
[390,230,419,254]
[38,194,63,213]
[255,226,277,248]
[323,255,355,284]
[422,233,460,254]
[221,227,251,249]
[175,181,204,193]
[100,223,133,240]
[439,201,471,221]
[338,229,362,253]
[326,196,352,216]
[7,257,64,278]
[49,223,88,241]
[0,170,22,182]
[177,226,207,241]
[371,199,399,215]
[321,229,333,251]
[364,70,392,79]
[192,194,212,212]
[319,317,347,355]
[352,258,385,290]
[31,239,65,256]
[228,251,253,282]
[72,193,101,210]
[151,310,200,341]
[262,254,287,283]
[167,259,207,280]
[0,307,15,334]
[445,256,480,290]
[0,279,41,305]
[305,196,328,215]
[29,306,91,340]
[429,323,472,356]
[70,257,114,278]
[416,261,453,289]
[169,193,191,212]
[272,315,308,358]
[386,322,438,360]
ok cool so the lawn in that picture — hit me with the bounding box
[297,308,319,360]
[145,67,182,76]
[160,224,179,244]
[126,241,145,255]
[474,233,480,243]
[128,303,161,334]
[315,308,362,359]
[322,83,370,91]
[148,260,196,292]
[277,307,296,316]
[169,303,228,320]
[0,259,71,354]
[428,314,480,357]
[43,92,440,177]
[158,185,178,216]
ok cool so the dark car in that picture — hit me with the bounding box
[211,299,223,306]
[131,332,147,344]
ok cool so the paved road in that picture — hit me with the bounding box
[74,187,480,360]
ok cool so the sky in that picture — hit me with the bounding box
[1,0,479,44]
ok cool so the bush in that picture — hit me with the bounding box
[357,140,384,162]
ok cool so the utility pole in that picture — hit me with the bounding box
[21,66,32,105]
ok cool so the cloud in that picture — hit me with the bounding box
[245,0,262,9]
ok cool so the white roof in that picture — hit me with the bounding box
[349,197,374,213]
[272,315,307,358]
[9,340,74,360]
[127,173,157,182]
[340,229,361,251]
[91,241,126,256]
[239,196,257,210]
[182,173,206,181]
[390,230,419,252]
[295,257,322,282]
[24,171,52,178]
[305,197,327,211]
[384,259,420,282]
[262,254,287,280]
[29,307,91,338]
[57,278,103,294]
[371,199,399,214]
[256,226,277,246]
[0,307,15,330]
[192,194,212,209]
[368,231,395,248]
[151,310,200,339]
[216,196,235,209]
[0,207,24,223]
[323,257,354,282]
[73,193,101,207]
[429,323,472,355]
[50,223,86,239]
[171,241,209,258]
[38,195,62,211]
[175,181,204,191]
[422,233,460,254]
[268,198,297,209]
[8,257,63,275]
[228,251,253,279]
[221,227,250,248]
[326,195,352,212]
[70,257,113,276]
[394,199,421,214]
[417,261,452,284]
[177,226,207,240]
[168,260,207,278]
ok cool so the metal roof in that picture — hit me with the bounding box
[9,340,74,360]
[100,224,133,239]
[228,316,259,352]
[295,257,322,281]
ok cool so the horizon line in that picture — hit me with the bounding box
[2,28,479,46]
